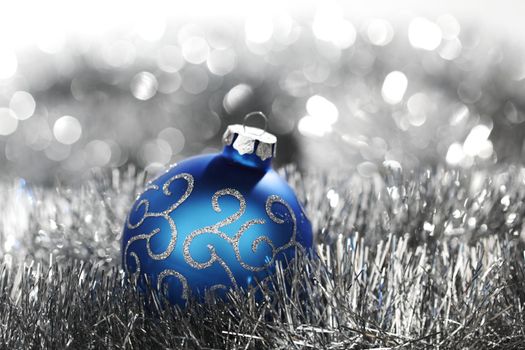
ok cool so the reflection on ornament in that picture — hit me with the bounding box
[122,115,313,305]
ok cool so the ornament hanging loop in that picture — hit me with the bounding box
[243,111,268,136]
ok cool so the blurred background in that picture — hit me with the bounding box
[1,0,525,184]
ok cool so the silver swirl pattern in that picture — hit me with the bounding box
[125,173,194,260]
[183,189,299,287]
[124,173,194,300]
[157,269,189,301]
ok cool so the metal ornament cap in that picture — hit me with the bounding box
[222,124,277,162]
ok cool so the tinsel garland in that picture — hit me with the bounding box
[0,165,524,349]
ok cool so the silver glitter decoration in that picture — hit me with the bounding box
[234,219,270,272]
[265,195,286,224]
[265,195,299,256]
[184,188,298,279]
[157,269,189,301]
[124,229,159,273]
[184,188,247,272]
[212,188,245,218]
[145,215,178,260]
[124,173,194,268]
[126,199,150,229]
[144,183,159,192]
[207,284,227,294]
[183,228,220,269]
[128,252,141,280]
[163,173,193,196]
[251,235,275,254]
[215,253,238,288]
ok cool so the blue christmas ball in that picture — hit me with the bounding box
[122,123,313,305]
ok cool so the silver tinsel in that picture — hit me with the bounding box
[0,165,524,348]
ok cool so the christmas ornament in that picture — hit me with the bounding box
[121,112,313,305]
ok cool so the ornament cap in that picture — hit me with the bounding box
[222,112,277,164]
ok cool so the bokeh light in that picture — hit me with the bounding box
[0,49,17,79]
[439,38,462,60]
[436,14,461,40]
[367,19,394,46]
[182,36,210,64]
[245,12,273,44]
[45,142,71,162]
[53,116,82,145]
[408,17,442,51]
[463,124,492,157]
[135,13,166,41]
[382,71,408,104]
[207,48,236,76]
[446,142,463,166]
[181,66,209,94]
[158,127,185,156]
[131,72,158,100]
[223,84,253,113]
[157,73,182,94]
[312,2,356,49]
[24,117,52,151]
[0,108,18,136]
[298,115,332,138]
[306,95,338,124]
[157,45,185,73]
[140,138,172,167]
[9,91,36,120]
[85,140,112,167]
[102,40,136,68]
[406,93,430,126]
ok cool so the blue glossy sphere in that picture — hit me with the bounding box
[122,143,313,305]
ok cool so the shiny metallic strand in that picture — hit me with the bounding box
[1,165,525,348]
[208,284,227,293]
